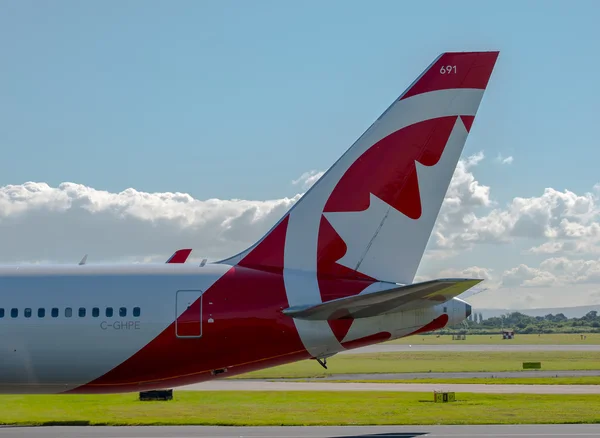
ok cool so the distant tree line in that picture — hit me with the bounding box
[436,310,600,335]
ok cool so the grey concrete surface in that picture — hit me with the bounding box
[345,344,600,354]
[270,370,600,380]
[178,380,600,393]
[1,425,599,437]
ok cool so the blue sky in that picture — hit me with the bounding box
[1,1,600,309]
[1,0,599,202]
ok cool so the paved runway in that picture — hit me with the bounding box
[273,370,600,380]
[1,425,599,437]
[179,380,600,394]
[346,344,600,353]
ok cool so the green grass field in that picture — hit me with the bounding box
[323,377,600,385]
[233,351,600,379]
[387,333,600,345]
[1,391,599,426]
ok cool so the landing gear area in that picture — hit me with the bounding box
[315,357,328,369]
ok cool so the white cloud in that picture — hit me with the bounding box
[0,157,493,265]
[3,150,600,310]
[413,152,600,308]
[436,266,495,298]
[427,151,495,257]
[527,241,564,255]
[438,266,494,281]
[0,155,493,266]
[540,257,600,285]
[496,153,514,165]
[292,170,324,189]
[0,182,299,263]
[443,151,491,211]
[432,166,600,257]
[502,264,558,288]
[498,257,600,289]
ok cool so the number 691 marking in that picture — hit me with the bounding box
[440,65,457,74]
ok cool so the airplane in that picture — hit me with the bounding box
[0,51,499,394]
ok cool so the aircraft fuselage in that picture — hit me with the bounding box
[0,263,466,394]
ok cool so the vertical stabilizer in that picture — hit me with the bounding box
[219,52,499,291]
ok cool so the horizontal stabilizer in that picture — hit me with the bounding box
[282,278,482,321]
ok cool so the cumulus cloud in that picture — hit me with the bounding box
[292,170,324,189]
[431,155,600,258]
[517,189,600,256]
[0,156,491,265]
[502,264,558,288]
[3,148,600,310]
[438,266,494,281]
[443,152,491,211]
[415,151,600,307]
[436,266,495,298]
[500,257,600,289]
[527,241,565,255]
[541,257,600,285]
[427,151,493,257]
[0,182,299,263]
[0,154,491,265]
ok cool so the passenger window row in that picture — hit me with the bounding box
[0,307,141,319]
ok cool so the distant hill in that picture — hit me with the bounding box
[476,304,600,319]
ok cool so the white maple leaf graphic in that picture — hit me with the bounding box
[323,118,468,283]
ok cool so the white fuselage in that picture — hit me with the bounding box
[0,263,467,394]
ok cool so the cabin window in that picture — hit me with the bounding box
[24,308,32,318]
[0,308,4,318]
[51,308,59,318]
[443,306,448,313]
[119,307,127,317]
[11,308,18,318]
[38,308,45,318]
[78,307,86,317]
[65,308,72,318]
[106,307,113,318]
[92,307,99,317]
[133,307,141,317]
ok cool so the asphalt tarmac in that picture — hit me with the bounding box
[273,370,600,380]
[1,425,599,437]
[346,344,600,353]
[179,380,600,394]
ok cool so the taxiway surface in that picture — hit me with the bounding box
[179,380,600,393]
[272,370,600,380]
[2,425,599,437]
[347,344,600,353]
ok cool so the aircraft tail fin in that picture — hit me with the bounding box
[219,52,499,286]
